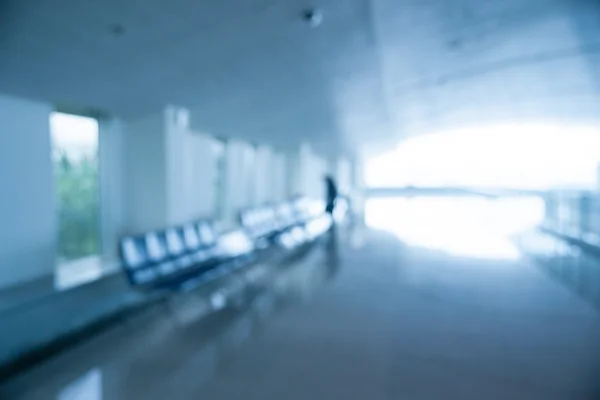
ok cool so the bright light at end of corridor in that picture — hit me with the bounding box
[364,197,543,260]
[366,122,600,189]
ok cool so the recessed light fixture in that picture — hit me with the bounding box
[302,8,323,28]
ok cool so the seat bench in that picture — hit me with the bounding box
[120,220,254,291]
[120,197,333,292]
[240,197,332,249]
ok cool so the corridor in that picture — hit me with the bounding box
[2,199,600,399]
[4,1,600,398]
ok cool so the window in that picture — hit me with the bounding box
[50,112,100,263]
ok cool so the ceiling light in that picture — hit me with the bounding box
[302,8,323,28]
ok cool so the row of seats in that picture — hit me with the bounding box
[120,197,333,290]
[240,197,332,249]
[120,220,253,288]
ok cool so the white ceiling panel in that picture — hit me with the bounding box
[1,0,600,154]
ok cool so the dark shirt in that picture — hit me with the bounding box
[325,177,338,212]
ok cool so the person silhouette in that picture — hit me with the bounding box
[324,175,338,215]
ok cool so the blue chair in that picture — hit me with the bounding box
[165,228,194,271]
[197,221,218,248]
[240,208,272,247]
[120,236,158,286]
[193,221,221,269]
[240,209,261,240]
[145,231,178,278]
[119,199,329,292]
[181,223,210,265]
[305,214,333,239]
[216,229,256,271]
[182,224,201,251]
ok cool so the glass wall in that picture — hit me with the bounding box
[50,112,100,263]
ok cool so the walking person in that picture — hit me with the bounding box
[325,175,338,215]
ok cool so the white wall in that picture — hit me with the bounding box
[164,108,207,226]
[253,146,289,205]
[223,140,256,222]
[336,157,353,195]
[166,124,221,225]
[296,143,328,200]
[223,141,298,220]
[123,113,167,233]
[288,143,335,200]
[287,151,301,198]
[98,118,126,262]
[125,106,337,231]
[352,154,365,215]
[0,94,56,288]
[254,145,272,205]
[272,152,288,202]
[188,132,222,218]
[125,107,228,230]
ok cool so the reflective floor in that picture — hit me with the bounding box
[518,229,600,312]
[2,197,600,399]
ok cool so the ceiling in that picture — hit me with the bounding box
[1,0,600,156]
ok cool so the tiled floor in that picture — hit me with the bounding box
[2,223,600,399]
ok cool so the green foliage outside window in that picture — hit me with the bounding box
[54,151,100,261]
[51,112,100,262]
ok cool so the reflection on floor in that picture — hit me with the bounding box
[2,198,600,399]
[518,229,600,312]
